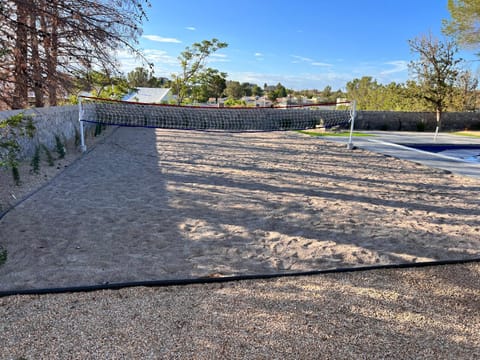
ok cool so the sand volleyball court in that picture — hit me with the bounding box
[0,127,479,292]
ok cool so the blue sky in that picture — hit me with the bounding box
[118,0,478,91]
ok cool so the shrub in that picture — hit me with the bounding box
[30,146,41,174]
[0,113,36,185]
[468,121,480,131]
[94,123,106,136]
[41,144,55,166]
[54,134,66,159]
[11,165,20,185]
[416,121,426,132]
[74,127,80,146]
[0,246,7,267]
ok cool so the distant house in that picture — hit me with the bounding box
[207,97,228,106]
[276,95,300,108]
[241,96,258,106]
[123,87,174,104]
[257,96,272,107]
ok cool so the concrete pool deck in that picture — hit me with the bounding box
[327,131,480,179]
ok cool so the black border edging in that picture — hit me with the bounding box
[1,257,479,298]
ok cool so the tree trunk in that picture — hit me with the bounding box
[48,2,59,106]
[41,1,59,106]
[436,108,442,132]
[12,1,29,109]
[29,8,44,108]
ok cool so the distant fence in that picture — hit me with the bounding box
[1,106,480,160]
[355,111,480,132]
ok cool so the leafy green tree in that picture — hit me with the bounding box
[322,85,332,99]
[71,70,129,101]
[251,84,264,97]
[401,81,430,111]
[171,38,228,104]
[127,67,152,88]
[393,81,427,111]
[241,83,253,97]
[377,82,427,111]
[225,81,244,99]
[200,68,227,103]
[148,76,170,88]
[190,85,207,104]
[451,69,478,111]
[443,0,480,51]
[408,33,462,130]
[346,76,382,110]
[224,98,247,107]
[378,82,403,111]
[268,83,287,101]
[275,83,287,98]
[320,86,346,103]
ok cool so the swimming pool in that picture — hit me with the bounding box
[401,144,480,163]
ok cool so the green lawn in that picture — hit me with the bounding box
[451,131,480,138]
[296,130,374,137]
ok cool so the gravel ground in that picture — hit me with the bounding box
[1,263,479,359]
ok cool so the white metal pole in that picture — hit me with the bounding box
[346,100,356,150]
[78,97,87,152]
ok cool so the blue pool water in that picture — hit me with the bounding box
[402,144,480,163]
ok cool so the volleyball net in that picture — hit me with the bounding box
[78,96,356,151]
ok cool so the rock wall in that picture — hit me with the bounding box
[355,111,480,131]
[0,106,81,159]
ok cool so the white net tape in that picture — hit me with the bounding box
[79,97,353,132]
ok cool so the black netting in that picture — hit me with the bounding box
[80,100,353,132]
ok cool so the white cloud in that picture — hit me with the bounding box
[117,48,179,75]
[143,49,178,65]
[291,55,332,67]
[380,60,409,75]
[142,35,182,43]
[291,55,314,63]
[185,26,196,31]
[209,53,230,63]
[311,62,333,67]
[254,52,264,61]
[348,60,410,84]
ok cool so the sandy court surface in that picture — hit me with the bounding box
[1,127,480,291]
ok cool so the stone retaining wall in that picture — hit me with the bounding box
[0,106,81,159]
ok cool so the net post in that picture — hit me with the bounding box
[78,97,87,153]
[346,100,356,150]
